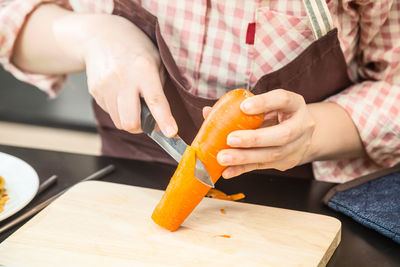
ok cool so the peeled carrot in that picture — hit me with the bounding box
[151,89,264,231]
[151,145,205,230]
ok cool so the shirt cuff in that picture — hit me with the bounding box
[313,80,400,182]
[0,0,113,97]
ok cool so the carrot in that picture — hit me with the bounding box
[151,145,206,230]
[151,89,264,231]
[191,89,264,182]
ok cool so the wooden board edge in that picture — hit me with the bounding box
[317,224,342,267]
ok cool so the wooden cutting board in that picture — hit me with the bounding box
[0,181,341,266]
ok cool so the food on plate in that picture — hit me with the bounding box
[0,176,10,213]
[152,89,264,231]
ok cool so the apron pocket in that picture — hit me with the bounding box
[249,7,314,87]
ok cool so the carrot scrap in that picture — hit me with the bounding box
[216,235,231,238]
[152,89,264,231]
[205,188,231,200]
[229,193,245,201]
[220,209,226,214]
[206,188,246,201]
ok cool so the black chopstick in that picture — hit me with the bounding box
[37,175,58,195]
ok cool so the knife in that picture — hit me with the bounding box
[140,99,214,188]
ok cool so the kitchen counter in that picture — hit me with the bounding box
[0,145,399,266]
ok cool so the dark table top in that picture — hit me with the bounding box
[0,145,399,266]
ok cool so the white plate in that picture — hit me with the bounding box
[0,152,39,221]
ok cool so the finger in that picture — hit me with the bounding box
[117,88,141,133]
[202,106,212,119]
[227,111,304,147]
[91,91,107,113]
[140,66,177,137]
[217,135,305,166]
[264,111,278,121]
[222,163,273,178]
[222,156,303,178]
[88,72,123,130]
[262,111,279,127]
[240,89,304,115]
[222,164,260,179]
[88,82,108,112]
[104,96,122,129]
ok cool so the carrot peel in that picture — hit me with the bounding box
[206,189,246,201]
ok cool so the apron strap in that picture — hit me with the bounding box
[302,0,334,39]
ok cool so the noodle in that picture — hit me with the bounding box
[0,176,10,213]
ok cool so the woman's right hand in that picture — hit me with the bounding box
[53,12,178,137]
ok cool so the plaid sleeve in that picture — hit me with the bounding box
[313,0,400,183]
[0,0,113,97]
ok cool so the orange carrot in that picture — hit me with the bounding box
[152,89,264,231]
[151,145,205,231]
[192,89,264,182]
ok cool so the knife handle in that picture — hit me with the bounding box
[140,98,156,134]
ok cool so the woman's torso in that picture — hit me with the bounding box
[98,0,353,179]
[134,0,360,98]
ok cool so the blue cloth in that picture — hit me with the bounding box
[327,172,400,244]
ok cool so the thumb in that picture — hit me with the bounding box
[202,106,212,119]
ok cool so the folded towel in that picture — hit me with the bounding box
[323,165,400,244]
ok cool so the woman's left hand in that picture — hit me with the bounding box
[208,89,316,178]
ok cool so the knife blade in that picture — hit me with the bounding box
[140,99,214,188]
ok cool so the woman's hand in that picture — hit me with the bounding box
[53,12,177,137]
[12,4,176,136]
[207,89,316,178]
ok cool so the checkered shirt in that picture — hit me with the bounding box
[1,0,399,183]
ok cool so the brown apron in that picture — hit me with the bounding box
[93,0,353,179]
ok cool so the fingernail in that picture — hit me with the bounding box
[165,125,177,137]
[223,169,234,179]
[218,154,232,164]
[241,101,253,112]
[228,136,241,146]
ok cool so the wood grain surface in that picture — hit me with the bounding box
[0,181,341,266]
